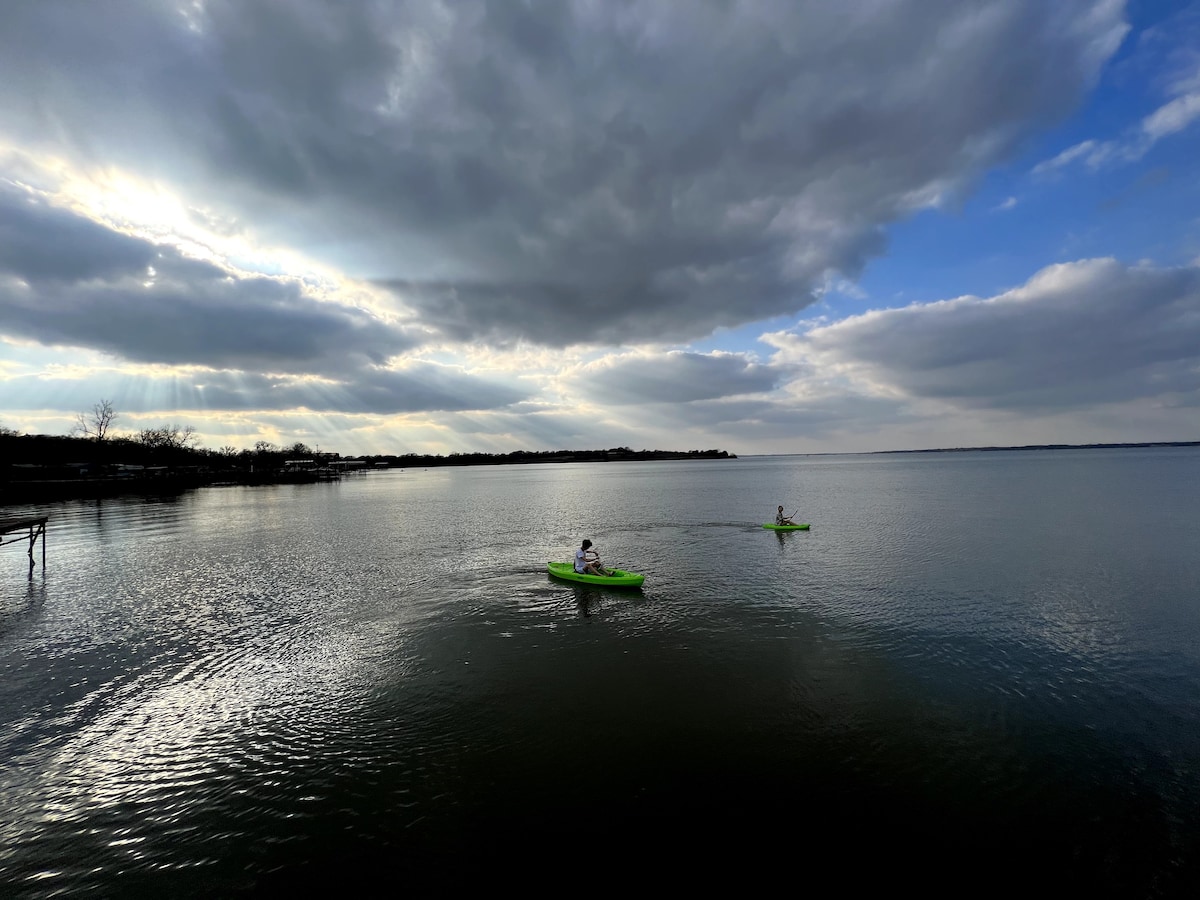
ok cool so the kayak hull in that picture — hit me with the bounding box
[547,561,645,588]
[763,523,810,531]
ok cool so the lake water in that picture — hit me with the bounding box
[2,448,1199,896]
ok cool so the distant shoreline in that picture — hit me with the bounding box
[874,441,1200,454]
[0,448,738,507]
[750,441,1200,458]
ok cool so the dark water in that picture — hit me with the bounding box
[2,448,1200,895]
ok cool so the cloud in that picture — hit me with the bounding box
[0,0,1128,348]
[0,362,525,417]
[766,258,1200,412]
[0,187,155,281]
[1034,7,1200,175]
[0,188,417,375]
[1032,139,1104,175]
[1141,89,1200,141]
[1033,86,1200,174]
[189,366,526,414]
[569,351,780,404]
[0,186,529,424]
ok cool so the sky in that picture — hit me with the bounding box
[0,0,1198,456]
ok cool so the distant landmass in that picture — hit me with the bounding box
[0,439,737,506]
[875,441,1199,454]
[366,447,736,467]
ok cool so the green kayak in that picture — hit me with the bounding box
[547,561,645,588]
[763,523,810,531]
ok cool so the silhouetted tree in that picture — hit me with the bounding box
[72,399,118,442]
[136,424,199,450]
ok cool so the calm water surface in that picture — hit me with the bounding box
[2,448,1200,895]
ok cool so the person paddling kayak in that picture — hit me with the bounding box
[775,505,798,526]
[575,539,613,576]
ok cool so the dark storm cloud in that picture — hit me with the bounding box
[0,190,155,282]
[0,190,415,374]
[578,352,780,404]
[0,1,1128,347]
[390,269,794,346]
[792,259,1200,411]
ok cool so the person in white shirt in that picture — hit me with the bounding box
[574,539,611,575]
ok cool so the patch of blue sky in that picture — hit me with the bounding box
[688,313,801,357]
[828,0,1200,323]
[699,2,1200,363]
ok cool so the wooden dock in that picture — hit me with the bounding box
[1,516,47,574]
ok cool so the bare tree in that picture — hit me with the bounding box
[136,424,199,450]
[73,399,118,442]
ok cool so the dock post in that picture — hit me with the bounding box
[30,519,44,574]
[1,516,48,576]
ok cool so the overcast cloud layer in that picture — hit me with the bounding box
[0,0,1128,344]
[0,0,1196,454]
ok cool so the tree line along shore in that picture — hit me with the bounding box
[0,431,736,505]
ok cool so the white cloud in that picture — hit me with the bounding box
[1034,8,1200,175]
[1141,90,1200,141]
[766,258,1200,414]
[1032,138,1111,175]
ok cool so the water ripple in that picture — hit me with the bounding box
[3,452,1200,893]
